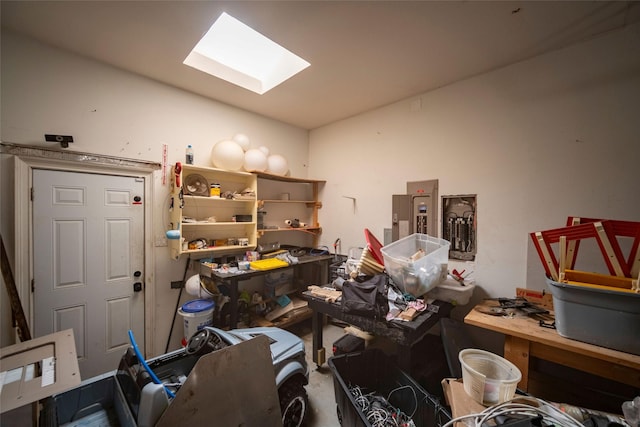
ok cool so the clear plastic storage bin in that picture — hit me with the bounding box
[381,233,450,297]
[427,277,475,305]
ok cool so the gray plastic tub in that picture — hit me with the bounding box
[546,278,640,355]
[39,372,136,427]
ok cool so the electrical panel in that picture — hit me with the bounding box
[442,195,477,261]
[392,180,438,241]
[414,196,430,234]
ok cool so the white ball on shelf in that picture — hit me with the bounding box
[232,133,251,151]
[258,145,270,156]
[244,148,268,172]
[267,154,289,176]
[211,139,245,171]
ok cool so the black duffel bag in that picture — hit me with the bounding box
[341,274,389,319]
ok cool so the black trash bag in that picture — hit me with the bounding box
[341,274,389,319]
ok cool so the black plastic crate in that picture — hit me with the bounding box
[328,349,451,427]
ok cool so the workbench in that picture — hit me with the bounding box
[209,254,333,329]
[302,291,452,370]
[464,303,640,391]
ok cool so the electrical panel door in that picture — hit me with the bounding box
[442,195,477,261]
[392,180,439,242]
[392,194,412,241]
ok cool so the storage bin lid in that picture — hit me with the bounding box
[181,298,215,313]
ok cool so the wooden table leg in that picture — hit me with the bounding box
[228,278,239,329]
[504,335,531,391]
[311,310,326,367]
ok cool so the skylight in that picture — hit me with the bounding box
[183,12,310,94]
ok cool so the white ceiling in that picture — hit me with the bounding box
[2,1,639,130]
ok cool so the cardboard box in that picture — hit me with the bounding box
[441,378,485,425]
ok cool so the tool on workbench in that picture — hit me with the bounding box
[481,297,549,316]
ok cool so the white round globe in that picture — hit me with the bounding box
[258,146,270,156]
[211,140,245,171]
[244,148,268,172]
[267,154,289,176]
[232,133,251,151]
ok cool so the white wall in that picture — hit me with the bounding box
[309,22,640,305]
[2,22,640,354]
[1,30,309,355]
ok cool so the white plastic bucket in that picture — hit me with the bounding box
[178,299,215,345]
[459,348,521,406]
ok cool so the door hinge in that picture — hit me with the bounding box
[30,187,34,201]
[31,279,35,292]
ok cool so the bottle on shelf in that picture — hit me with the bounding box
[185,145,194,165]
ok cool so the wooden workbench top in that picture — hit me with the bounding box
[464,304,640,370]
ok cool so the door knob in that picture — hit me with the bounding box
[133,282,143,292]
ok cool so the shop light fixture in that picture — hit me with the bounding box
[183,12,310,94]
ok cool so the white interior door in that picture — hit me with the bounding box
[33,169,145,378]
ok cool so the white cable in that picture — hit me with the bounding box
[350,385,416,427]
[442,413,482,427]
[441,413,486,427]
[481,400,584,427]
[387,384,418,418]
[440,397,588,427]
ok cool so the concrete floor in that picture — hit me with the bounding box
[289,318,345,426]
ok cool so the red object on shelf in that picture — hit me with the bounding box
[364,228,384,265]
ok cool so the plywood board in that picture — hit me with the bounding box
[0,329,80,413]
[441,378,485,425]
[156,335,281,427]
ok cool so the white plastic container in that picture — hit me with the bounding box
[459,349,521,406]
[178,299,215,344]
[381,233,450,297]
[426,278,475,305]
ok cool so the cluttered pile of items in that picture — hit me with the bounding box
[312,229,476,322]
[308,230,477,427]
[177,245,326,331]
[530,216,639,355]
[440,216,640,427]
[318,219,640,427]
[439,216,640,427]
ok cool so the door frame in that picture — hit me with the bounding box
[13,153,157,356]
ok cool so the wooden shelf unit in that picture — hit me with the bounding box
[169,165,257,259]
[255,171,325,248]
